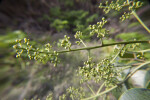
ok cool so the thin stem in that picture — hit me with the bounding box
[132,11,150,33]
[88,50,91,60]
[71,96,74,100]
[118,65,132,71]
[80,38,87,47]
[111,44,125,63]
[103,94,108,100]
[127,49,150,53]
[96,82,105,94]
[127,0,150,33]
[100,38,103,46]
[81,85,118,100]
[82,61,150,100]
[87,84,95,95]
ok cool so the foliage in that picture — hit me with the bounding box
[0,30,26,95]
[12,0,150,100]
[43,6,98,39]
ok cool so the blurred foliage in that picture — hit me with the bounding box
[42,6,98,39]
[0,30,26,95]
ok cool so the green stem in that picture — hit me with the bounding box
[81,85,118,100]
[88,50,91,60]
[96,82,105,94]
[17,40,149,54]
[127,0,150,33]
[111,44,125,63]
[118,65,132,71]
[57,40,149,53]
[71,96,74,100]
[100,38,103,46]
[127,49,150,53]
[80,38,87,47]
[87,84,95,95]
[132,11,150,33]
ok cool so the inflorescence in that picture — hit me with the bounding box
[13,38,59,66]
[99,0,143,21]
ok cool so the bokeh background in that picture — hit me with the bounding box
[0,0,150,100]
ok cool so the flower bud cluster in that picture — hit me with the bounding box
[13,38,32,58]
[128,1,143,11]
[67,87,85,99]
[78,57,118,87]
[13,38,59,66]
[89,17,109,39]
[74,31,83,39]
[120,12,132,21]
[60,35,72,50]
[99,0,143,21]
[74,31,83,45]
[99,0,124,14]
[59,94,66,100]
[46,93,53,100]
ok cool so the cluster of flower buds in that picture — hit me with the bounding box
[78,57,118,87]
[74,31,83,45]
[99,0,124,14]
[128,1,143,11]
[60,35,72,50]
[89,17,109,39]
[13,38,32,58]
[67,87,85,99]
[78,57,95,83]
[59,94,66,100]
[120,12,132,21]
[99,0,143,21]
[13,38,59,66]
[96,58,119,87]
[74,31,83,39]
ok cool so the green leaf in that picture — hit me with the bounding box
[119,52,134,58]
[144,70,150,88]
[119,88,150,100]
[146,81,150,89]
[112,84,128,99]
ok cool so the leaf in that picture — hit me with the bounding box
[119,88,150,100]
[112,84,128,99]
[146,80,150,89]
[128,70,147,88]
[144,70,150,88]
[119,52,134,58]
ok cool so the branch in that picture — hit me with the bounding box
[16,40,149,55]
[57,40,149,54]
